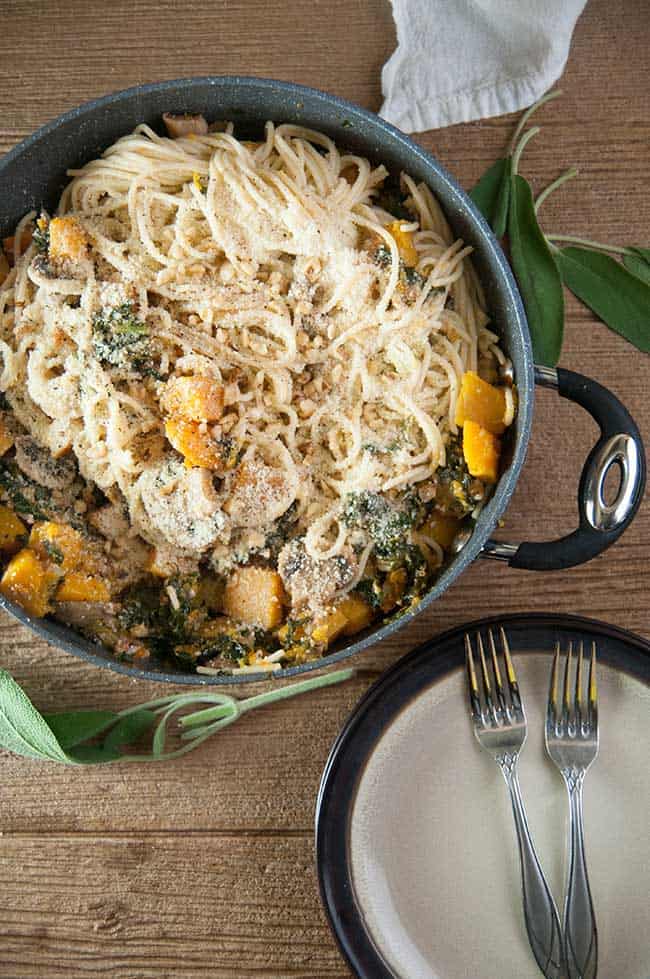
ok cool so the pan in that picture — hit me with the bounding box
[0,77,644,684]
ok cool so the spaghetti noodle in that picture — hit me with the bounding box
[0,118,513,672]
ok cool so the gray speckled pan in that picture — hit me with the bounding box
[0,77,644,684]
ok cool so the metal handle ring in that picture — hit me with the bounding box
[583,433,641,532]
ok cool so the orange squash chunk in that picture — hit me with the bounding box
[165,418,227,470]
[463,420,500,483]
[339,594,374,636]
[56,573,110,603]
[311,607,349,645]
[387,220,418,266]
[29,521,84,573]
[49,216,88,262]
[0,547,58,617]
[455,371,507,435]
[163,376,224,422]
[223,567,286,631]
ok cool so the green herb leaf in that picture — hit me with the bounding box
[66,744,124,764]
[623,253,650,285]
[555,247,650,353]
[0,670,71,763]
[43,710,118,748]
[508,175,564,366]
[62,710,157,763]
[102,710,156,751]
[622,248,650,286]
[469,158,511,236]
[0,667,355,765]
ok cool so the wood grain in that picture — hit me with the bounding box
[0,835,345,978]
[0,0,649,975]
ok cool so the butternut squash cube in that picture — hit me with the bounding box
[424,511,461,550]
[455,371,506,434]
[463,420,500,483]
[0,547,58,617]
[163,376,224,422]
[29,521,84,572]
[56,572,110,603]
[48,216,88,262]
[311,607,349,645]
[387,220,418,266]
[339,594,374,636]
[223,567,286,630]
[0,506,27,554]
[165,418,227,471]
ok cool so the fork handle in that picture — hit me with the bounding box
[563,774,598,979]
[502,767,566,979]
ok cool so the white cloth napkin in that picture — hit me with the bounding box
[380,0,587,133]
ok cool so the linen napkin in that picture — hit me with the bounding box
[380,0,587,133]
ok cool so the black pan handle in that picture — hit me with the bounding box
[482,366,646,571]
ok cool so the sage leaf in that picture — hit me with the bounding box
[66,743,123,764]
[508,175,564,366]
[623,248,650,286]
[43,710,117,748]
[102,709,156,751]
[469,158,511,236]
[0,669,70,763]
[555,247,650,353]
[65,710,156,763]
[623,254,650,285]
[0,667,355,765]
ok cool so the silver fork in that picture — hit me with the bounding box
[545,641,599,979]
[465,629,565,979]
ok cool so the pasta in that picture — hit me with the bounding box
[0,116,514,673]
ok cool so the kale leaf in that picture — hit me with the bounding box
[342,491,417,561]
[92,302,159,376]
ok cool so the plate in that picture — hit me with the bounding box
[316,614,650,978]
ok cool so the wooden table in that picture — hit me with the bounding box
[0,1,648,975]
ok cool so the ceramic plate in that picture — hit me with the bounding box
[316,614,650,978]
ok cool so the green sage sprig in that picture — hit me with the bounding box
[0,666,355,765]
[622,247,650,286]
[469,158,511,238]
[508,173,564,367]
[469,92,650,364]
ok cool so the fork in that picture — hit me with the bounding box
[465,629,565,979]
[545,641,599,979]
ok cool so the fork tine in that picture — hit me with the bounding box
[563,640,573,717]
[575,640,584,721]
[476,632,497,722]
[498,627,522,713]
[464,633,482,721]
[547,642,560,723]
[588,641,598,723]
[487,629,507,713]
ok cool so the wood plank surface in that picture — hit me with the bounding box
[0,0,648,975]
[0,835,340,978]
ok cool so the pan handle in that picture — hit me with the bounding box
[482,366,646,571]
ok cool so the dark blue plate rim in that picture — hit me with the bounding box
[314,612,650,979]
